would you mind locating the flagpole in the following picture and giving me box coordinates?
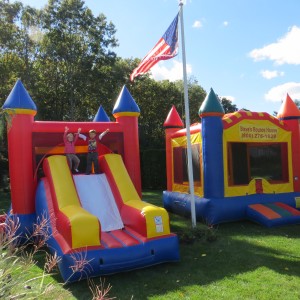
[179,0,196,228]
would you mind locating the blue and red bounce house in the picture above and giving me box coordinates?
[163,88,300,227]
[1,80,179,282]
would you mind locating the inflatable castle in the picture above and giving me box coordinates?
[1,80,179,282]
[163,88,300,227]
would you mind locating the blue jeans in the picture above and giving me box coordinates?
[86,152,99,174]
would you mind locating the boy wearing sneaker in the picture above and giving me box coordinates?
[85,129,109,175]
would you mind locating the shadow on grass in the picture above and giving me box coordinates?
[67,219,300,299]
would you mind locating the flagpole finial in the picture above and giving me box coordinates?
[179,0,184,6]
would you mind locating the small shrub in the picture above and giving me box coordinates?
[0,212,115,298]
[175,225,217,244]
[88,278,115,300]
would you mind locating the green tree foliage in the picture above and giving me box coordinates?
[0,1,32,98]
[34,0,119,120]
[0,108,10,189]
[127,76,206,149]
[0,0,225,136]
[0,1,24,54]
[220,97,238,114]
[0,0,241,189]
[0,0,119,120]
[295,99,300,109]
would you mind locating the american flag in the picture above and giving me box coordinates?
[130,14,179,81]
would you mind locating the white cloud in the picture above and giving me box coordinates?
[249,26,300,65]
[260,70,284,79]
[193,20,202,28]
[150,60,192,81]
[223,21,229,27]
[265,82,300,102]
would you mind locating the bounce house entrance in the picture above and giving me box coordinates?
[247,202,300,227]
[228,142,289,187]
[230,143,248,185]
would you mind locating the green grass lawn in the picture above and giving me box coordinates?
[1,190,300,299]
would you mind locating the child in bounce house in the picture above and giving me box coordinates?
[83,128,109,175]
[63,126,82,173]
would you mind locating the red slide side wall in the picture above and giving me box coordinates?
[41,178,72,254]
[99,155,148,237]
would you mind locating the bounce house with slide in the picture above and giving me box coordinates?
[163,88,300,227]
[1,80,179,282]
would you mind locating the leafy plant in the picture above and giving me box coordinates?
[0,212,68,299]
[174,224,217,244]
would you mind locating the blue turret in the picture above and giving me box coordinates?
[112,85,140,117]
[2,79,37,112]
[199,88,225,199]
[93,105,110,122]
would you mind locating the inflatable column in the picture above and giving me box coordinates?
[277,94,300,192]
[2,80,37,228]
[164,105,184,191]
[199,88,225,198]
[112,85,142,196]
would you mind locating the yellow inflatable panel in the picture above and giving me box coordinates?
[172,183,203,197]
[47,155,80,209]
[60,205,100,248]
[171,132,201,147]
[104,154,170,238]
[104,154,141,203]
[127,200,171,238]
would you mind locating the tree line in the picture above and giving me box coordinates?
[0,0,238,189]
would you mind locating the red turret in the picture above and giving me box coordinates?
[164,106,184,191]
[112,86,142,196]
[277,94,300,191]
[2,80,37,215]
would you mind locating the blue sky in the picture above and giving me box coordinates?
[16,0,300,114]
